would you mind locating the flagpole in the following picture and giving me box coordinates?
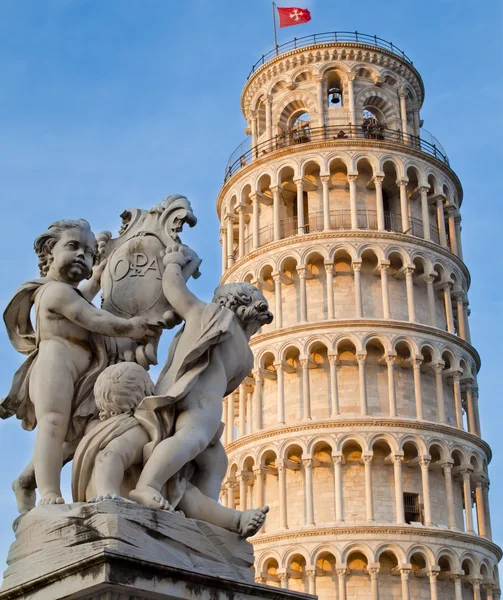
[272,1,279,55]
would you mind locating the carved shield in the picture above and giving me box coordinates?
[102,234,170,320]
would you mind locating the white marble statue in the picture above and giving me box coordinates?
[72,362,268,536]
[0,219,159,508]
[0,202,272,539]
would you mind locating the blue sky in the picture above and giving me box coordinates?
[0,0,501,574]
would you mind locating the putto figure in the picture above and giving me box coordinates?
[0,219,158,507]
[72,363,268,537]
[128,244,273,515]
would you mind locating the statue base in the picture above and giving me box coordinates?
[0,500,313,600]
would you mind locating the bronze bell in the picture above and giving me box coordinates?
[329,87,341,104]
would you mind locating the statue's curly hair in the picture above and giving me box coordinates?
[94,363,154,421]
[212,282,271,324]
[33,219,97,277]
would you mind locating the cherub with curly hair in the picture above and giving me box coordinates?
[73,363,268,537]
[1,219,158,508]
[128,244,272,529]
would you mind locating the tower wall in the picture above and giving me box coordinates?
[216,35,501,600]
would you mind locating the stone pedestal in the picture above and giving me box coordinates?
[0,501,314,600]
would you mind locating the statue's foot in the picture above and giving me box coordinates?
[129,486,175,512]
[238,506,269,537]
[12,478,36,514]
[88,493,134,504]
[38,492,65,506]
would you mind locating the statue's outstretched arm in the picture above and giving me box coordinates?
[161,246,205,320]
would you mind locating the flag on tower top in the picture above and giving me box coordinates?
[277,6,312,28]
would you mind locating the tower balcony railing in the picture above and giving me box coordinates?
[224,125,449,183]
[234,209,440,260]
[248,31,414,79]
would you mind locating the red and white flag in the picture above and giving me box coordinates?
[277,6,311,28]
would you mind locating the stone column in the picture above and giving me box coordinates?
[325,263,335,318]
[226,214,235,269]
[419,456,433,526]
[277,460,288,530]
[357,352,368,416]
[251,193,259,249]
[363,454,375,523]
[295,178,305,234]
[236,204,246,259]
[252,370,263,431]
[399,87,408,141]
[306,569,317,596]
[449,574,464,600]
[418,186,431,240]
[464,383,478,436]
[274,361,285,425]
[271,185,281,241]
[472,578,483,600]
[404,265,416,322]
[436,196,448,247]
[455,214,464,260]
[441,282,455,333]
[227,393,234,443]
[253,467,264,508]
[481,481,493,539]
[333,454,344,522]
[246,388,253,434]
[220,227,227,274]
[452,371,464,429]
[374,175,385,230]
[393,454,405,524]
[298,266,308,322]
[425,274,437,327]
[412,357,424,419]
[226,481,236,509]
[238,472,247,511]
[238,384,246,438]
[386,354,397,417]
[353,260,363,318]
[428,570,439,600]
[303,458,315,525]
[399,567,411,600]
[265,94,273,148]
[484,583,495,600]
[348,174,358,229]
[432,362,446,423]
[397,178,410,232]
[272,272,283,329]
[315,74,325,128]
[368,565,380,600]
[220,485,227,508]
[441,460,457,529]
[447,206,459,256]
[454,292,468,340]
[346,73,356,127]
[461,468,475,533]
[474,479,488,538]
[321,175,331,230]
[250,110,257,155]
[277,570,289,590]
[379,262,391,319]
[337,567,349,600]
[328,353,340,417]
[300,358,312,420]
[463,299,472,343]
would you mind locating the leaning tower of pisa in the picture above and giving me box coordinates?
[216,32,501,600]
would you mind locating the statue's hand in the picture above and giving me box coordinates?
[162,244,191,269]
[90,259,107,285]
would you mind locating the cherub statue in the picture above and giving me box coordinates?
[72,363,268,537]
[126,244,273,514]
[0,219,158,507]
